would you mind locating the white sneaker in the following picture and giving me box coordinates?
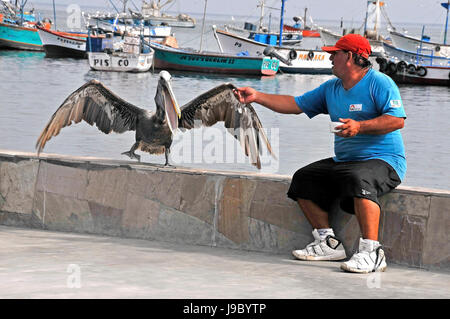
[340,238,387,273]
[292,229,347,261]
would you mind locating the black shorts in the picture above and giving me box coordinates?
[287,158,401,214]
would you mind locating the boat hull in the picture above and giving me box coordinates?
[151,43,279,75]
[88,52,154,72]
[0,22,42,51]
[389,31,450,57]
[215,29,332,74]
[378,62,450,86]
[37,27,87,59]
[383,43,450,67]
[283,25,320,37]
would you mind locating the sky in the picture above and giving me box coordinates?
[26,0,449,25]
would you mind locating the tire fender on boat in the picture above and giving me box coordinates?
[387,61,397,75]
[416,66,427,77]
[407,64,417,74]
[289,49,297,61]
[397,61,407,72]
[376,57,387,73]
[307,50,314,60]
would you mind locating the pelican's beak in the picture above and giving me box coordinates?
[159,71,181,133]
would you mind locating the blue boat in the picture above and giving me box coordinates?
[150,42,279,76]
[0,22,43,50]
[0,0,49,51]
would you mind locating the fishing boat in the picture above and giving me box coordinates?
[382,42,450,67]
[213,0,331,74]
[87,34,154,72]
[213,28,331,74]
[376,40,450,86]
[36,25,87,58]
[88,0,195,29]
[0,21,44,50]
[389,30,450,57]
[130,0,195,28]
[376,57,450,86]
[283,9,320,38]
[388,2,450,57]
[150,41,279,75]
[86,11,173,38]
[0,0,50,51]
[223,1,302,46]
[149,0,278,76]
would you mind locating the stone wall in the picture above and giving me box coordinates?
[0,150,449,271]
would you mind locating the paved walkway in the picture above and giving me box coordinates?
[0,226,448,299]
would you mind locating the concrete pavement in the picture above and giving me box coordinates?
[0,226,448,299]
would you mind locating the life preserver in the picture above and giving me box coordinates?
[289,49,297,60]
[307,50,314,60]
[416,66,427,77]
[407,64,417,74]
[397,61,407,72]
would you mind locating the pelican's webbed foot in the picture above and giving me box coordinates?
[121,150,141,162]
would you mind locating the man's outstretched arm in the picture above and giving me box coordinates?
[234,87,302,114]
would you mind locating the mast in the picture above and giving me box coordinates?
[52,0,56,30]
[303,7,307,28]
[444,0,449,45]
[363,0,369,36]
[279,0,285,46]
[199,0,208,52]
[259,1,264,31]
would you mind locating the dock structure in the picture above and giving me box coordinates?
[0,149,449,272]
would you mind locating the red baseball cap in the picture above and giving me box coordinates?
[322,34,371,59]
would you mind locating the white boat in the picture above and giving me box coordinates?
[382,42,450,67]
[131,0,195,28]
[88,51,154,72]
[389,30,450,57]
[389,3,450,58]
[37,25,87,58]
[214,28,332,74]
[376,57,450,86]
[87,35,154,72]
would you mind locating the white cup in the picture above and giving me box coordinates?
[329,121,343,133]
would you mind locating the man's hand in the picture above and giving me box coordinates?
[233,87,258,104]
[335,118,361,138]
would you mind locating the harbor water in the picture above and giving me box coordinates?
[0,13,449,191]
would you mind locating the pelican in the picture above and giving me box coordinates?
[36,71,274,169]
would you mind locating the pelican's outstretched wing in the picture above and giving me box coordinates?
[178,83,274,169]
[36,80,145,153]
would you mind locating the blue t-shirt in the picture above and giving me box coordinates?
[294,68,407,180]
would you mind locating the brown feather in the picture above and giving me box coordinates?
[179,83,274,168]
[36,80,144,153]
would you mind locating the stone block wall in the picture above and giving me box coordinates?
[0,150,449,271]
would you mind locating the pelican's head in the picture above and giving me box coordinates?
[156,70,181,133]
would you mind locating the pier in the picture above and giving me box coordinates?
[1,149,448,272]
